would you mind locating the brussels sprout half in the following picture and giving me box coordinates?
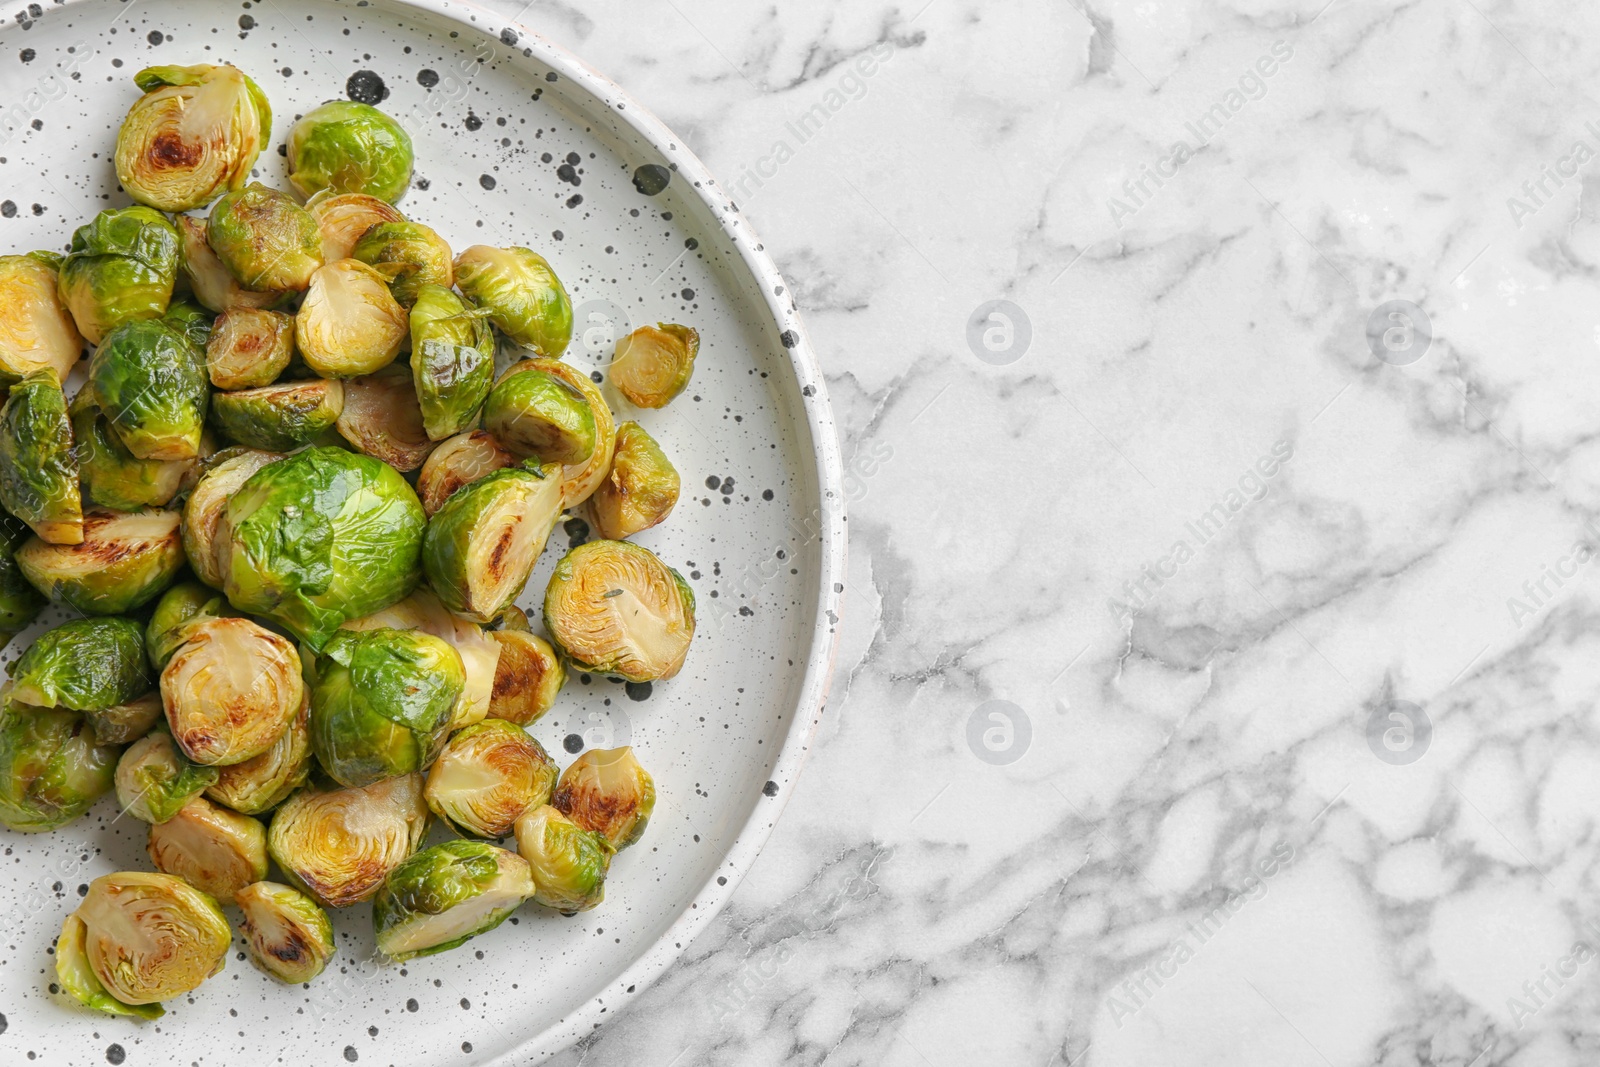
[340,588,500,733]
[295,259,408,378]
[211,379,344,451]
[206,307,294,390]
[58,206,181,346]
[416,430,515,517]
[589,421,679,540]
[424,720,557,838]
[453,245,571,355]
[69,872,230,1007]
[221,447,426,648]
[543,539,695,683]
[205,691,311,814]
[176,215,284,315]
[335,363,434,471]
[91,317,209,461]
[115,63,269,212]
[0,509,46,639]
[410,284,494,441]
[0,253,83,384]
[267,773,428,908]
[148,795,269,900]
[0,369,82,545]
[84,691,164,747]
[352,221,453,307]
[146,580,231,671]
[487,627,566,727]
[307,190,407,262]
[372,840,532,960]
[309,627,464,789]
[552,746,656,851]
[10,616,149,711]
[17,508,185,615]
[288,100,414,203]
[71,392,200,511]
[609,324,698,409]
[114,729,217,825]
[207,182,324,293]
[481,364,596,465]
[161,616,304,766]
[513,804,610,913]
[423,464,563,624]
[509,358,615,509]
[181,446,283,589]
[234,881,335,984]
[56,913,164,1019]
[0,701,118,832]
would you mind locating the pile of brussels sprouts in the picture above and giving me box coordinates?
[0,62,704,1018]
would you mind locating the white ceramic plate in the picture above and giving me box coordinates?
[0,1,844,1062]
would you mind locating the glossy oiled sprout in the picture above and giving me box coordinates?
[0,700,118,832]
[206,307,295,390]
[416,430,516,517]
[501,358,615,509]
[234,881,334,984]
[90,318,209,462]
[486,623,566,727]
[176,216,284,314]
[513,804,610,913]
[288,100,414,203]
[543,539,696,683]
[57,206,181,346]
[210,379,345,452]
[115,730,218,825]
[147,795,268,900]
[425,720,558,838]
[206,182,324,293]
[17,507,185,615]
[307,190,408,262]
[373,840,533,960]
[63,872,230,1010]
[72,389,203,512]
[181,446,283,590]
[10,616,149,712]
[609,324,697,409]
[552,746,656,851]
[161,616,303,766]
[409,284,494,441]
[0,369,81,546]
[295,259,408,378]
[146,581,231,672]
[453,245,571,355]
[341,588,501,732]
[205,692,311,814]
[0,253,83,385]
[267,773,428,908]
[422,463,564,624]
[589,421,680,540]
[481,363,597,465]
[55,910,163,1020]
[335,363,435,471]
[84,691,164,747]
[0,511,44,644]
[351,221,453,307]
[115,64,270,212]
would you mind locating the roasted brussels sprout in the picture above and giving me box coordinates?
[181,446,282,589]
[0,701,118,832]
[287,100,414,203]
[511,358,615,508]
[71,392,199,511]
[57,206,181,346]
[552,746,655,851]
[0,253,83,384]
[267,773,428,908]
[307,190,407,262]
[90,318,209,461]
[148,795,268,900]
[65,872,230,1008]
[84,691,164,746]
[205,692,310,814]
[335,363,434,471]
[373,840,533,960]
[220,447,426,648]
[115,63,269,212]
[0,509,45,640]
[115,730,218,824]
[295,259,408,378]
[161,616,303,766]
[544,540,695,682]
[423,464,563,624]
[0,369,82,545]
[163,296,215,353]
[590,421,680,540]
[417,430,515,516]
[55,911,163,1019]
[513,804,610,913]
[409,285,494,440]
[211,379,344,451]
[17,508,184,615]
[487,625,565,726]
[610,324,698,409]
[341,588,500,732]
[10,616,148,711]
[352,222,452,307]
[176,215,284,314]
[482,363,596,465]
[309,627,463,788]
[234,880,334,983]
[145,580,230,671]
[425,720,557,838]
[453,245,571,355]
[207,182,323,292]
[206,307,294,390]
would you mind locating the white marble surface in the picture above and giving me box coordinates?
[502,0,1600,1063]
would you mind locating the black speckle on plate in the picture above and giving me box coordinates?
[343,1047,359,1063]
[780,329,798,348]
[625,681,652,702]
[632,164,670,196]
[566,193,583,208]
[0,201,16,219]
[479,174,496,190]
[345,69,388,104]
[417,68,439,88]
[464,113,482,131]
[500,27,519,46]
[239,14,255,30]
[105,1046,125,1066]
[19,48,34,62]
[762,781,779,797]
[563,733,584,754]
[146,30,164,46]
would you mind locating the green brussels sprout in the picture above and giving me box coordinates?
[163,296,215,353]
[115,63,269,212]
[17,507,184,615]
[423,464,563,624]
[148,795,268,900]
[57,206,181,346]
[512,804,610,913]
[340,588,500,733]
[71,391,200,512]
[543,539,695,682]
[487,626,565,726]
[590,421,680,540]
[287,100,414,203]
[176,215,285,314]
[206,307,294,390]
[481,364,596,465]
[181,446,283,589]
[205,692,310,814]
[56,912,164,1019]
[0,700,118,831]
[0,253,84,384]
[416,430,515,516]
[409,285,494,440]
[114,730,218,824]
[268,772,428,908]
[453,245,571,355]
[67,872,230,1007]
[161,616,304,766]
[84,691,164,746]
[610,324,698,409]
[211,379,344,451]
[552,746,655,851]
[372,839,533,960]
[10,616,149,711]
[0,369,82,545]
[425,719,556,838]
[234,880,335,983]
[307,190,407,262]
[0,510,45,640]
[207,182,323,292]
[295,258,408,378]
[220,446,426,648]
[515,358,614,509]
[90,318,209,461]
[309,627,464,788]
[335,363,435,471]
[352,222,453,308]
[145,580,230,671]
